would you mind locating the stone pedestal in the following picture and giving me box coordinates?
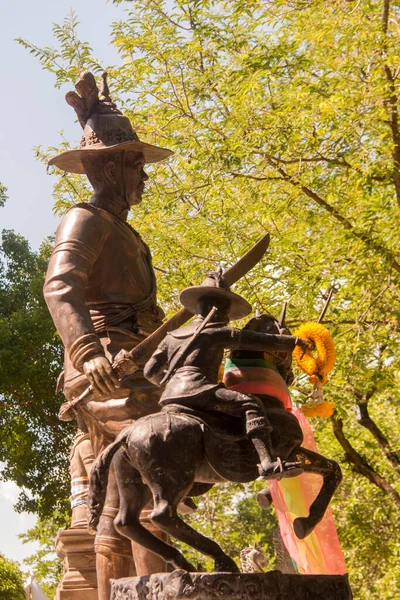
[55,528,98,599]
[110,571,352,600]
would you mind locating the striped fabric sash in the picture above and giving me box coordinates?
[70,476,89,509]
[223,358,291,409]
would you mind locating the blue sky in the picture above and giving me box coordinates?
[0,0,126,250]
[0,0,127,568]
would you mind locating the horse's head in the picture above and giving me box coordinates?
[242,313,291,336]
[230,313,294,384]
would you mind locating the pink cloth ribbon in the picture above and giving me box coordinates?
[223,363,346,575]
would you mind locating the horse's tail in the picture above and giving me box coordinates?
[87,430,129,533]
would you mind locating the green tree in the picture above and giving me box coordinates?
[0,230,72,518]
[0,554,26,600]
[14,2,400,597]
[20,515,67,598]
[0,183,7,208]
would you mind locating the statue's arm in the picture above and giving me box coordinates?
[210,327,300,352]
[43,206,106,372]
[143,340,169,386]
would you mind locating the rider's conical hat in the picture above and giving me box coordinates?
[48,72,173,174]
[180,270,251,320]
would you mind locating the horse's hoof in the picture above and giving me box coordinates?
[171,559,197,573]
[293,517,315,539]
[214,556,240,573]
[257,489,272,510]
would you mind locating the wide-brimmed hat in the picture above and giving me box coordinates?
[48,71,173,174]
[180,270,251,320]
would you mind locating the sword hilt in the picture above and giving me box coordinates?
[70,349,140,410]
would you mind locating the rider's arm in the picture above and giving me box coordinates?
[143,339,169,386]
[209,327,302,352]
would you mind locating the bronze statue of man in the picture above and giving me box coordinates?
[44,71,172,599]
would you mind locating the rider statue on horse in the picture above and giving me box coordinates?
[87,272,341,574]
[144,269,309,479]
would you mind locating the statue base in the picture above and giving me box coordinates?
[55,528,98,599]
[110,570,352,600]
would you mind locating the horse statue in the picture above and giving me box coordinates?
[87,279,342,574]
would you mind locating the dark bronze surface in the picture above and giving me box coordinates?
[88,307,342,574]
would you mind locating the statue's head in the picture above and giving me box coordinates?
[196,294,231,324]
[242,313,290,336]
[180,268,252,323]
[80,149,148,207]
[230,312,294,373]
[48,72,173,204]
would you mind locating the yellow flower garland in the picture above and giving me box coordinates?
[293,322,336,381]
[293,322,336,418]
[301,401,336,419]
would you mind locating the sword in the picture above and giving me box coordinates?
[70,232,270,409]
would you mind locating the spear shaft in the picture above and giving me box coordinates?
[317,286,335,324]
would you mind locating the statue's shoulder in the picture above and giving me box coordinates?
[168,322,198,339]
[63,202,106,222]
[56,203,108,240]
[167,321,224,340]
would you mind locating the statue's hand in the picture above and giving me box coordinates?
[83,355,120,396]
[296,337,315,353]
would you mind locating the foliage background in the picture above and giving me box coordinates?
[0,554,26,600]
[1,1,399,597]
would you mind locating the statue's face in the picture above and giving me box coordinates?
[196,297,230,324]
[123,152,148,206]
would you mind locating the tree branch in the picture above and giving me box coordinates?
[381,0,400,206]
[355,401,400,469]
[265,161,400,274]
[383,64,400,207]
[147,0,192,31]
[331,414,400,508]
[382,0,390,35]
[352,370,400,470]
[273,154,353,168]
[229,171,284,181]
[253,151,390,182]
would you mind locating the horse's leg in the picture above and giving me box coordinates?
[150,473,239,573]
[179,482,215,513]
[152,504,239,573]
[291,447,342,539]
[112,449,196,572]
